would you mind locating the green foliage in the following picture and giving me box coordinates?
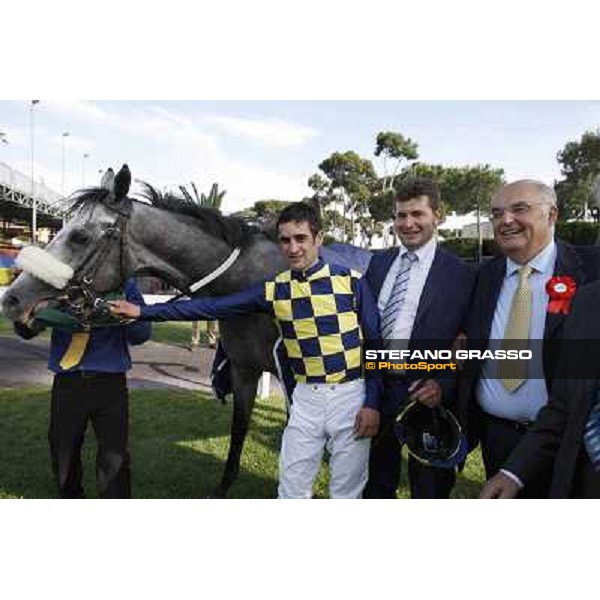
[309,150,379,244]
[440,237,498,259]
[375,131,419,161]
[374,131,419,191]
[318,151,378,198]
[555,178,588,220]
[555,221,600,245]
[369,189,395,222]
[397,163,505,214]
[307,173,328,195]
[555,130,600,220]
[557,129,600,181]
[231,199,291,229]
[180,181,227,210]
[254,199,291,220]
[309,134,504,247]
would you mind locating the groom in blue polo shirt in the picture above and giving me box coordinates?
[15,278,151,498]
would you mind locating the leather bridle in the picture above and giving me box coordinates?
[62,196,132,320]
[60,194,242,320]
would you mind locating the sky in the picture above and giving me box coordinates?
[2,100,600,215]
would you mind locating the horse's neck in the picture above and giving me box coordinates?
[127,204,285,294]
[211,237,286,295]
[127,204,233,291]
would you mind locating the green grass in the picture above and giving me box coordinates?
[151,321,207,346]
[0,315,50,339]
[0,315,206,347]
[0,385,486,499]
[0,317,12,336]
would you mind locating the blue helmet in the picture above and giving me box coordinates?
[394,402,468,469]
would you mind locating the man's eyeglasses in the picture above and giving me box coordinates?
[490,202,550,221]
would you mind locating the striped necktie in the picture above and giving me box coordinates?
[381,251,418,344]
[584,390,600,471]
[498,265,533,392]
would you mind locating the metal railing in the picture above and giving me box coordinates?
[0,161,65,217]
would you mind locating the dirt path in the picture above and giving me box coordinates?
[0,335,217,391]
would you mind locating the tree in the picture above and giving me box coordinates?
[180,181,226,209]
[180,181,226,210]
[312,151,378,243]
[0,131,8,145]
[232,199,290,229]
[555,130,600,220]
[374,131,419,191]
[395,162,505,214]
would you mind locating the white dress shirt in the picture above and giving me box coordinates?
[378,237,437,342]
[477,240,557,422]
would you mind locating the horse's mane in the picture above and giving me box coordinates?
[68,184,267,248]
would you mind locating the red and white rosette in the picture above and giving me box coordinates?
[546,275,576,314]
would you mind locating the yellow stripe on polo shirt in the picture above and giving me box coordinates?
[59,332,90,370]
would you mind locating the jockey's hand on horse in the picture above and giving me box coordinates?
[354,407,380,439]
[109,300,141,319]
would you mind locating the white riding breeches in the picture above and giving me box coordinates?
[277,379,371,499]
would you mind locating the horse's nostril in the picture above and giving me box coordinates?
[2,293,20,308]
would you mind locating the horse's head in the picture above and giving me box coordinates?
[2,165,133,326]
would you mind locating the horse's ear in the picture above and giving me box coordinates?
[100,168,115,192]
[113,164,131,200]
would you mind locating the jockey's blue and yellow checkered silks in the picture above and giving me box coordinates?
[140,257,383,409]
[264,261,363,384]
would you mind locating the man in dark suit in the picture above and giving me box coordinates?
[362,178,475,499]
[458,179,600,498]
[481,280,600,498]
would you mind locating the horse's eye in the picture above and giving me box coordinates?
[69,230,90,245]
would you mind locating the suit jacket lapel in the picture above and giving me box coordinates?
[371,248,399,298]
[479,257,506,341]
[414,248,446,328]
[544,241,584,342]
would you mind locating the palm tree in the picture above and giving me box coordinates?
[179,181,226,210]
[183,181,227,348]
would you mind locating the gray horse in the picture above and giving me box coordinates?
[2,165,371,496]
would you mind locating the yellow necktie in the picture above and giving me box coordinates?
[498,265,533,392]
[59,332,90,370]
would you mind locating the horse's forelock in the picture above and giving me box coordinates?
[66,187,112,216]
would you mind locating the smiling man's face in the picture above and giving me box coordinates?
[491,181,558,264]
[393,195,440,250]
[277,220,323,271]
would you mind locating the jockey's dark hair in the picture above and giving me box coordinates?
[395,177,441,212]
[276,201,322,237]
